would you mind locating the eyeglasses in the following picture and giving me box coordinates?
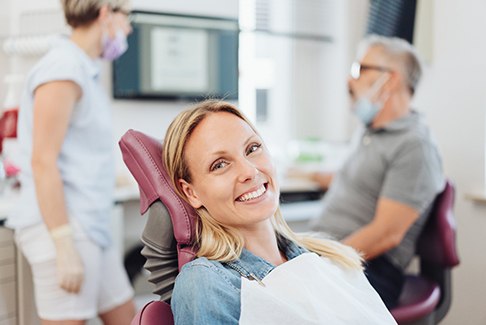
[112,7,131,17]
[112,7,133,24]
[350,61,392,80]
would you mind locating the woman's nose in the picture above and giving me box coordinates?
[237,158,258,183]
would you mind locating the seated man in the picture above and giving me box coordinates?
[308,35,445,308]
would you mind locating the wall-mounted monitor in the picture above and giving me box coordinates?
[113,11,239,100]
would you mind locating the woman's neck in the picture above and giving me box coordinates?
[242,222,288,266]
[70,25,102,59]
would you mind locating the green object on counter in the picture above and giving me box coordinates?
[296,152,323,162]
[295,137,324,162]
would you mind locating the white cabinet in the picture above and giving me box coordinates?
[0,227,16,325]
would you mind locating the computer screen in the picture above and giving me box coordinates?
[113,11,239,100]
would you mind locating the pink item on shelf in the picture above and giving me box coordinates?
[3,159,20,177]
[0,108,19,154]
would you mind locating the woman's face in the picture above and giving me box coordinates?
[107,7,132,37]
[179,112,280,230]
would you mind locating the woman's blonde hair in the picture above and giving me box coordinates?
[163,100,362,269]
[60,0,129,28]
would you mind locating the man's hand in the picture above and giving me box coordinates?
[286,167,334,190]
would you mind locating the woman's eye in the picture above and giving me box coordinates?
[247,143,262,155]
[211,160,228,171]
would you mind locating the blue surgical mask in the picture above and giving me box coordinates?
[351,74,390,126]
[353,98,381,125]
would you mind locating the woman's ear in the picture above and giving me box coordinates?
[179,179,203,209]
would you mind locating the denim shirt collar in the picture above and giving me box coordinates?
[224,235,308,281]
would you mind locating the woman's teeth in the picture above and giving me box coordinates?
[237,184,266,202]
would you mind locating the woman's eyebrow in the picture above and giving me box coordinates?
[209,135,257,157]
[243,134,258,145]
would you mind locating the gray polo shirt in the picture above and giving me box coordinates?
[311,111,444,270]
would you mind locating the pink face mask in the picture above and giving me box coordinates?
[101,29,128,60]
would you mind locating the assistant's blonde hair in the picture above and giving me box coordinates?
[60,0,130,28]
[163,100,362,269]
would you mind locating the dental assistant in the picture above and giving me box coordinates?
[8,1,135,323]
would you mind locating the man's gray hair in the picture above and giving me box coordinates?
[357,35,423,96]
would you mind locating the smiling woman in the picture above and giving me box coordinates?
[161,100,397,324]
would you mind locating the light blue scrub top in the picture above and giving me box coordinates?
[8,36,115,248]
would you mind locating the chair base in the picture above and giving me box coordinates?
[391,275,440,324]
[398,316,435,325]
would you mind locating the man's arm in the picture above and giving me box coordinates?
[310,171,334,190]
[342,197,419,260]
[286,168,335,190]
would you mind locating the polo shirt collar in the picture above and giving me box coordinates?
[368,110,420,133]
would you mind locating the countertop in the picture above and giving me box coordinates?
[0,177,324,223]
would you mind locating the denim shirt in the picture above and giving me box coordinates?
[171,236,308,325]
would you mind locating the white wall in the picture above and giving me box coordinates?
[413,0,486,323]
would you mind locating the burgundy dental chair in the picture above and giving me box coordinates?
[119,129,198,325]
[390,180,460,324]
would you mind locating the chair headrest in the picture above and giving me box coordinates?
[119,129,197,253]
[417,179,460,267]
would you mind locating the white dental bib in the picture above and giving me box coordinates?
[239,252,396,324]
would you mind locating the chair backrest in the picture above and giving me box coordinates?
[119,129,198,270]
[120,129,200,325]
[390,180,460,324]
[417,180,459,268]
[416,179,459,321]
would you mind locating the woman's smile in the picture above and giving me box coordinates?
[236,183,268,202]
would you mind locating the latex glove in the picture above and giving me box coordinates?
[50,224,84,293]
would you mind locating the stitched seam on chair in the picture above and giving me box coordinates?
[132,131,191,233]
[138,301,153,324]
[121,142,158,210]
[132,131,192,244]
